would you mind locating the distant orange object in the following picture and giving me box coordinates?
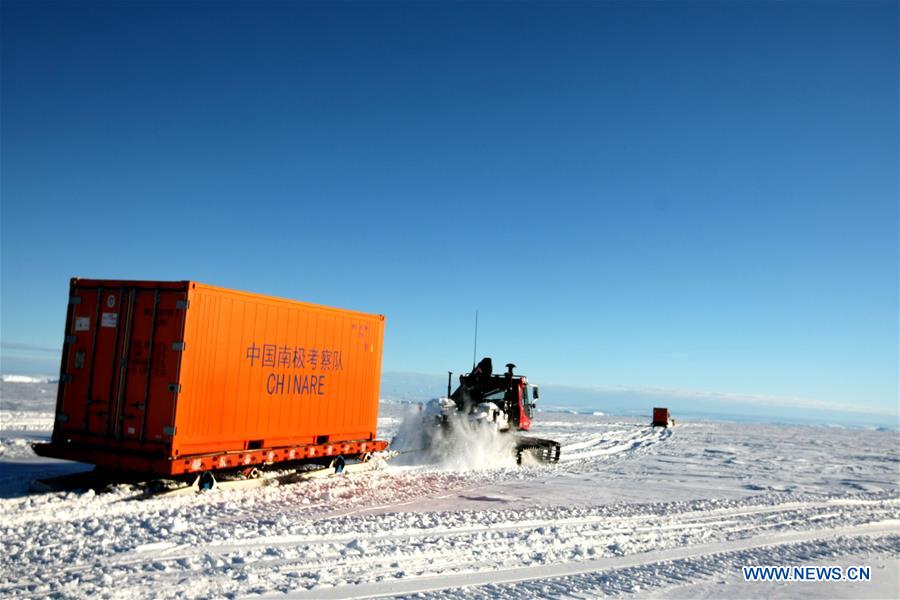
[34,279,387,476]
[652,407,671,427]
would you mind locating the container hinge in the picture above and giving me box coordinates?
[176,300,189,310]
[68,296,82,305]
[163,425,177,436]
[171,341,185,351]
[56,414,69,423]
[168,383,181,393]
[60,374,73,383]
[65,335,77,344]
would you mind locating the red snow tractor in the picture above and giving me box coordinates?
[439,358,561,464]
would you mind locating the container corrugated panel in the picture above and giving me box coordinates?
[40,278,386,475]
[175,282,384,456]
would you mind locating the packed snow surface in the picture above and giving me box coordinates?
[0,379,898,598]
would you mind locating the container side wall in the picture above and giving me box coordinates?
[174,285,384,454]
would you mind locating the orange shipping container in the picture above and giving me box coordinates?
[34,279,388,476]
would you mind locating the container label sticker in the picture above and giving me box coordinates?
[101,312,118,328]
[75,316,90,331]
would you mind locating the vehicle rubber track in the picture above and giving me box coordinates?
[514,436,561,465]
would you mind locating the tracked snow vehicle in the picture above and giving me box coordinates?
[439,358,561,464]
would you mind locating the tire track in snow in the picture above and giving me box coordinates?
[6,495,894,598]
[112,496,900,563]
[287,521,900,599]
[559,426,671,463]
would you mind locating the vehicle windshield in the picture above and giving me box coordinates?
[484,389,506,402]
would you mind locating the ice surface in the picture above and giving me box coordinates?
[0,381,897,598]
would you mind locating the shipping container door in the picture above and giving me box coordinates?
[57,284,187,442]
[57,286,103,434]
[138,291,188,442]
[114,289,157,439]
[118,290,188,443]
[57,286,131,437]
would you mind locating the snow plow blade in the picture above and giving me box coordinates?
[514,437,561,465]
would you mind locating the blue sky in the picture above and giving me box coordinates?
[1,1,897,422]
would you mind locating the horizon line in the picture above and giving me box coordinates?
[381,370,899,418]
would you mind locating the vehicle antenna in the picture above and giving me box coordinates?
[472,309,478,369]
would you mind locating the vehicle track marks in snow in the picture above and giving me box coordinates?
[405,530,900,599]
[289,524,900,598]
[3,492,896,598]
[559,426,671,463]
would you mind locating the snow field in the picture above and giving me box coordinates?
[0,384,898,598]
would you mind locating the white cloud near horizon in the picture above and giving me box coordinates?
[568,383,898,418]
